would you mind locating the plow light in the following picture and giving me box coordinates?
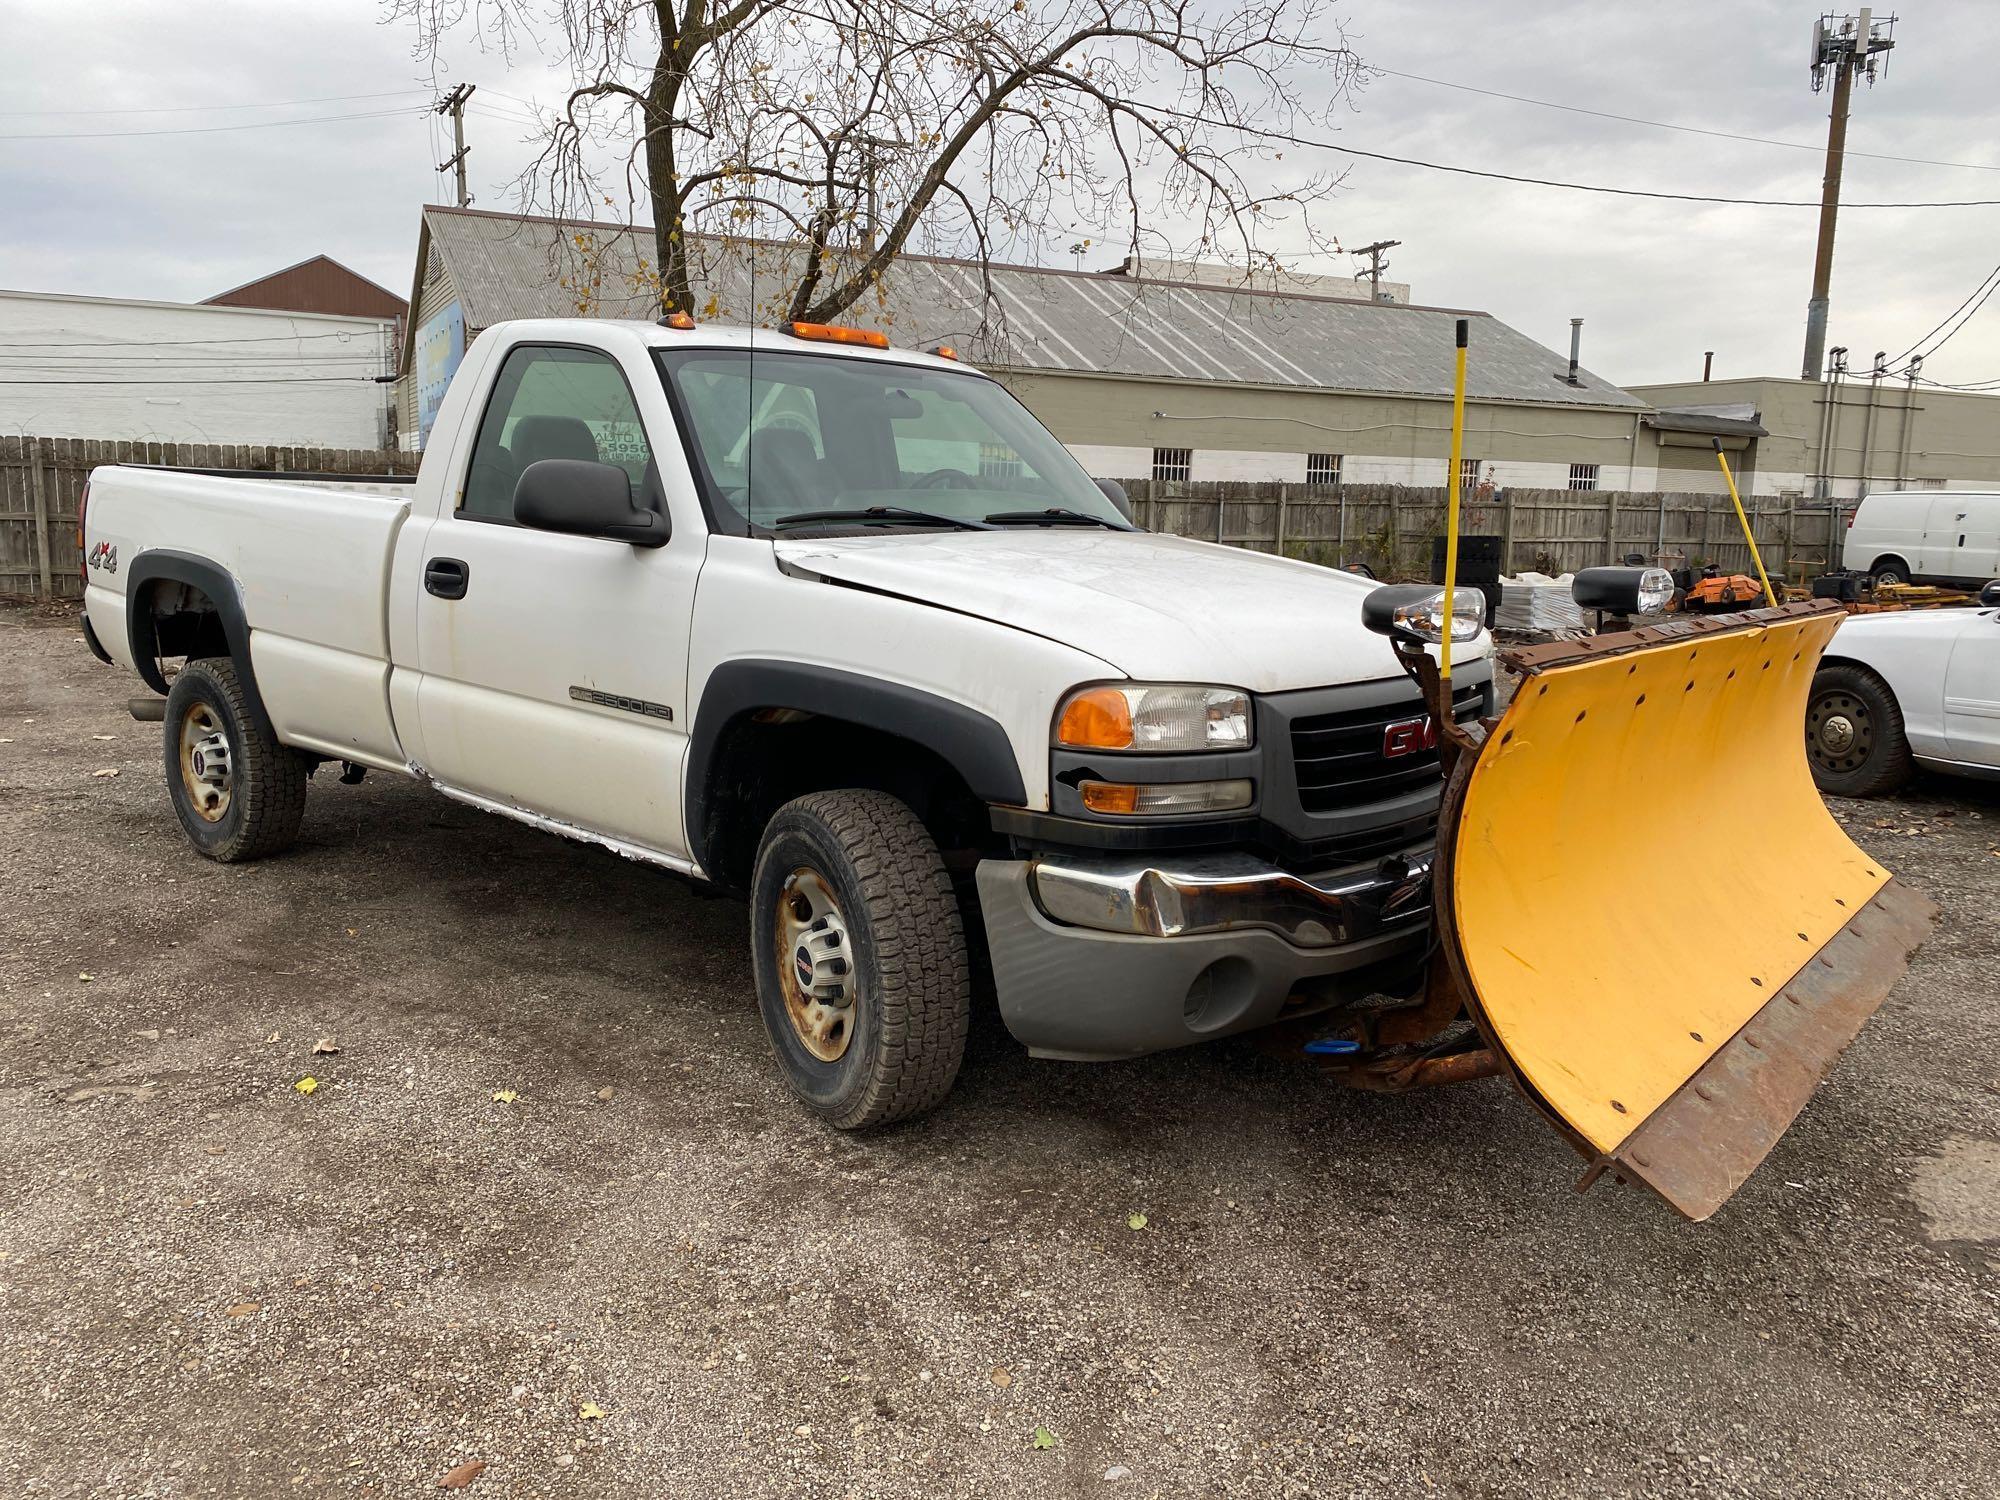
[1572,565,1675,616]
[1360,585,1485,646]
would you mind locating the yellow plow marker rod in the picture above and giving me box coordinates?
[1441,318,1469,685]
[1442,605,1936,1219]
[1712,439,1779,609]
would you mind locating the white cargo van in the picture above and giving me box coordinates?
[1842,489,2000,587]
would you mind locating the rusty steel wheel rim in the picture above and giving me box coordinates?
[775,866,856,1063]
[178,702,233,823]
[1806,689,1873,777]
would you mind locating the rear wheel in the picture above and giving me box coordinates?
[750,789,970,1130]
[1870,556,1911,587]
[162,657,310,861]
[1806,664,1913,798]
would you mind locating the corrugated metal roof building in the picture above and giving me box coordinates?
[395,204,1650,491]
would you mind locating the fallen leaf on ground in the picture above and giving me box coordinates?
[91,767,119,778]
[594,1087,615,1102]
[435,1459,487,1489]
[578,1401,608,1421]
[990,1367,1012,1388]
[294,1077,318,1095]
[224,1302,261,1318]
[1127,1213,1148,1231]
[78,973,92,982]
[1031,1426,1057,1450]
[313,1037,339,1055]
[492,1090,518,1104]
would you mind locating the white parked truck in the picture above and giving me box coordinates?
[78,318,1486,1129]
[80,315,1943,1222]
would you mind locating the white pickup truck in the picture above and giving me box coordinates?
[79,317,1488,1129]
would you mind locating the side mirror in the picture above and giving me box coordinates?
[514,459,667,548]
[1095,478,1135,523]
[1981,579,2000,607]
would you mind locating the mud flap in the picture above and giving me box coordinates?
[1442,603,1938,1221]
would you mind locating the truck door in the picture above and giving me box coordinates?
[1944,610,2000,766]
[411,340,703,862]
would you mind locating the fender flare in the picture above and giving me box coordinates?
[685,660,1029,869]
[123,549,275,735]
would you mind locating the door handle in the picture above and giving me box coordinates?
[424,557,470,600]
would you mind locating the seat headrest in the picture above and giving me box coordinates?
[511,414,600,466]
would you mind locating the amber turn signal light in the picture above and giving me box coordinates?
[1056,686,1134,751]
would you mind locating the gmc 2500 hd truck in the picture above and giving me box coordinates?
[80,316,1481,1129]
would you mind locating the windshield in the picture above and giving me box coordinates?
[655,347,1127,534]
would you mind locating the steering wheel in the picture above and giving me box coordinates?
[912,467,979,491]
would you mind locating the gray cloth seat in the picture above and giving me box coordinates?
[747,426,826,510]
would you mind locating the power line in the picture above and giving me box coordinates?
[1887,259,2000,365]
[1229,119,2000,209]
[1368,65,2000,174]
[0,107,423,142]
[0,90,429,118]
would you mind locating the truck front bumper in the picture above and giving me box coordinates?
[974,849,1433,1061]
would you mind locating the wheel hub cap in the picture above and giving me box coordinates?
[1806,692,1872,774]
[177,705,233,822]
[775,868,856,1062]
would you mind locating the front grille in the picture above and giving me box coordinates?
[1290,682,1486,814]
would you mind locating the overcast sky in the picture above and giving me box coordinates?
[4,0,1998,388]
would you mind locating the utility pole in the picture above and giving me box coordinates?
[1351,239,1401,302]
[435,83,477,208]
[1801,11,1895,381]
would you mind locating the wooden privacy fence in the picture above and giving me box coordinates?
[1,437,418,601]
[4,439,1847,602]
[1118,479,1850,583]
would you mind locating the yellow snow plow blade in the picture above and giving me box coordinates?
[1445,603,1936,1220]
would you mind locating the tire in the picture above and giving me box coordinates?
[749,789,970,1130]
[1805,664,1913,798]
[1870,556,1910,587]
[162,656,310,862]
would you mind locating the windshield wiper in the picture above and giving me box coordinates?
[773,506,994,532]
[983,507,1133,529]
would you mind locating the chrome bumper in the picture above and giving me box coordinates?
[1029,847,1434,949]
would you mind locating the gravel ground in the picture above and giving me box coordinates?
[1,601,1995,1499]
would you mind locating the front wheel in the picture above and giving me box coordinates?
[162,656,310,861]
[750,790,970,1130]
[1806,664,1913,798]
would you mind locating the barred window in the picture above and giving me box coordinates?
[1457,456,1482,493]
[1306,452,1342,487]
[1152,447,1192,482]
[1568,463,1600,492]
[978,442,1024,481]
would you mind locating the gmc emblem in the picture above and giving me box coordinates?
[1381,716,1438,758]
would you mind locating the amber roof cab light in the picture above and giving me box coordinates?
[929,344,959,361]
[658,311,697,330]
[787,321,890,350]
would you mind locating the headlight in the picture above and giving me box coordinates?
[1359,585,1486,645]
[1055,683,1252,753]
